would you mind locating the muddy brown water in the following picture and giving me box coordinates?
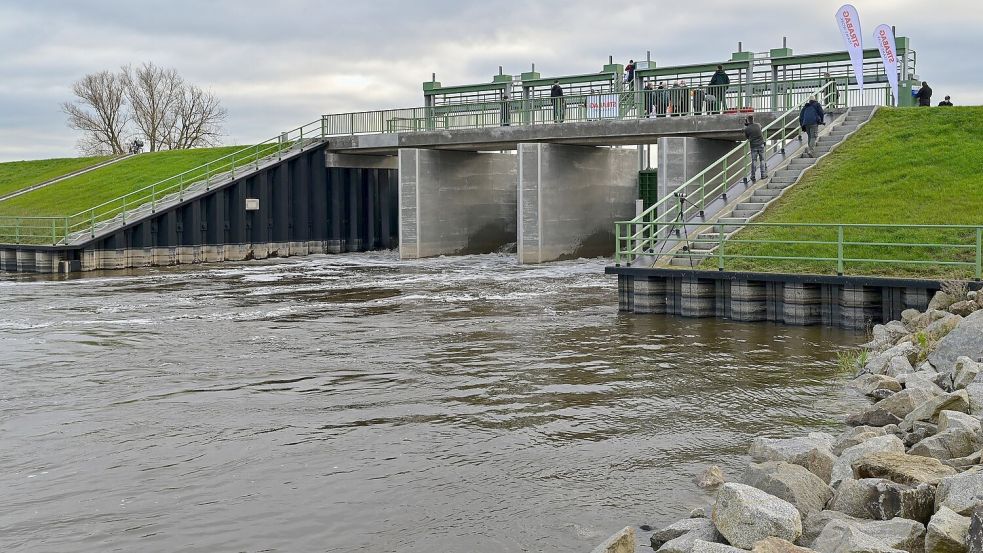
[0,252,866,552]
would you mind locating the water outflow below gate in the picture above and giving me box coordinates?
[0,252,868,552]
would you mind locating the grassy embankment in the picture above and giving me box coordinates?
[0,156,110,199]
[0,145,265,219]
[707,107,983,278]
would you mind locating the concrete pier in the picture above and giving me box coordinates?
[517,144,636,263]
[657,137,738,213]
[607,267,953,329]
[398,148,517,259]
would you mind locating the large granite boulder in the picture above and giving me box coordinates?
[929,311,983,374]
[833,426,889,456]
[867,343,921,375]
[811,521,907,553]
[848,389,939,428]
[967,506,983,553]
[937,468,983,516]
[852,374,904,397]
[954,357,982,390]
[749,434,836,483]
[712,483,802,549]
[930,291,957,312]
[741,461,834,519]
[900,390,971,431]
[800,511,925,552]
[851,451,958,486]
[831,434,905,486]
[690,541,745,553]
[751,537,816,553]
[651,518,723,551]
[925,506,971,553]
[898,372,947,396]
[829,478,934,523]
[910,422,980,461]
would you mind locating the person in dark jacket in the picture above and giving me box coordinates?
[799,96,825,158]
[707,65,730,112]
[939,95,953,106]
[550,80,564,122]
[643,82,655,116]
[692,88,706,115]
[654,83,670,117]
[624,60,636,89]
[744,115,767,182]
[500,91,511,126]
[915,82,932,107]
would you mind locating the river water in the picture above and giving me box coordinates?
[0,252,865,552]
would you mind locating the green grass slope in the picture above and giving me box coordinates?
[713,107,983,278]
[0,146,257,218]
[0,155,110,199]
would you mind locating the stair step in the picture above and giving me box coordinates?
[788,158,816,168]
[735,202,765,210]
[767,180,794,189]
[751,188,781,197]
[750,194,777,204]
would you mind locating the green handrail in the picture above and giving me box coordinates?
[616,221,983,279]
[615,80,840,266]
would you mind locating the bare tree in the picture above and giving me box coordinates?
[62,70,129,155]
[124,62,184,152]
[163,84,227,150]
[64,63,227,154]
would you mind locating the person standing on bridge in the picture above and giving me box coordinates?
[551,80,565,123]
[744,115,767,182]
[915,81,933,106]
[500,91,511,127]
[624,60,636,90]
[799,96,825,158]
[643,82,655,116]
[707,65,730,113]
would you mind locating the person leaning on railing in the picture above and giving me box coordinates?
[550,80,564,122]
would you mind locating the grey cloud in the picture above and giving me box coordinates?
[0,0,978,161]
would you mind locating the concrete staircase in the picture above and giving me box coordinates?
[660,105,877,268]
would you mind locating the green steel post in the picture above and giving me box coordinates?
[122,195,127,223]
[205,161,211,185]
[717,223,724,270]
[51,219,56,245]
[255,144,259,170]
[15,221,19,243]
[976,228,982,280]
[63,217,68,242]
[615,223,622,265]
[322,115,327,138]
[90,210,95,237]
[837,225,845,275]
[231,154,235,179]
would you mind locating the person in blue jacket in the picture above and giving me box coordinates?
[799,96,825,158]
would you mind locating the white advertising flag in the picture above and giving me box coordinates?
[835,4,865,93]
[874,24,899,106]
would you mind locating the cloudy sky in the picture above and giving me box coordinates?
[0,0,977,161]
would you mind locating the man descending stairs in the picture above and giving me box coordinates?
[663,105,877,268]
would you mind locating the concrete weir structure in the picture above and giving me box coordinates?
[608,267,945,329]
[1,114,750,273]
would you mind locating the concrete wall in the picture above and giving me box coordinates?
[517,143,637,264]
[657,137,738,213]
[398,149,517,259]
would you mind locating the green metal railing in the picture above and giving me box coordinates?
[615,80,839,266]
[0,76,861,247]
[619,222,983,279]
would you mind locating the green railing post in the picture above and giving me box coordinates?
[976,228,982,281]
[151,184,156,212]
[615,223,622,265]
[837,225,845,275]
[255,144,260,170]
[122,195,127,223]
[63,217,68,242]
[51,219,56,245]
[717,223,725,271]
[90,210,95,237]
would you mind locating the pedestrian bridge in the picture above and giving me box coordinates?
[0,39,915,273]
